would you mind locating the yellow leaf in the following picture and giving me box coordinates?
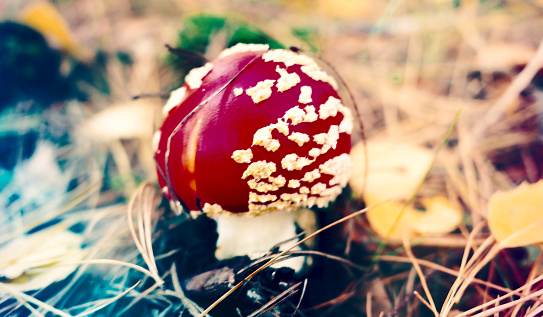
[366,195,462,241]
[488,180,543,248]
[350,139,462,242]
[350,139,434,201]
[20,2,92,61]
[0,223,85,292]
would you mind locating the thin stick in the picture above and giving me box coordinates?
[197,202,385,317]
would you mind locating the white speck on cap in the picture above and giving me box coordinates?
[319,96,341,120]
[310,182,327,195]
[319,125,340,155]
[202,203,230,217]
[288,132,310,146]
[319,153,352,187]
[302,169,321,182]
[303,105,318,123]
[248,175,286,193]
[262,49,315,67]
[276,66,301,92]
[233,88,243,96]
[280,193,308,203]
[218,43,269,59]
[281,153,314,171]
[283,106,306,126]
[249,192,278,203]
[185,63,213,90]
[301,64,338,89]
[232,149,253,163]
[308,148,321,158]
[288,179,301,188]
[162,87,186,116]
[253,125,281,151]
[246,79,275,103]
[319,185,342,197]
[299,86,312,104]
[152,131,161,152]
[242,161,277,180]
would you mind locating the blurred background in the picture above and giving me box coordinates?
[1,0,543,316]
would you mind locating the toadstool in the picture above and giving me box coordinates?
[155,43,353,262]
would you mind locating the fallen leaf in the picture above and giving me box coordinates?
[350,139,434,201]
[366,195,462,241]
[350,139,462,241]
[20,2,92,61]
[488,180,543,248]
[0,223,85,292]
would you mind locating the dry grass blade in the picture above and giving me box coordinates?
[74,259,159,281]
[74,281,141,317]
[511,251,543,317]
[402,234,439,317]
[0,282,72,317]
[247,281,303,317]
[441,221,489,316]
[197,201,386,317]
[467,287,543,317]
[168,263,207,317]
[240,250,366,275]
[295,279,308,313]
[452,222,543,311]
[454,273,543,317]
[413,291,434,315]
[452,242,500,307]
[376,255,517,295]
[127,182,164,285]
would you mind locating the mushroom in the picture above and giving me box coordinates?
[154,43,353,264]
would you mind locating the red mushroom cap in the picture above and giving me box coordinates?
[154,44,352,215]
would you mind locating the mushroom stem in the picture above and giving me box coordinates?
[214,209,309,271]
